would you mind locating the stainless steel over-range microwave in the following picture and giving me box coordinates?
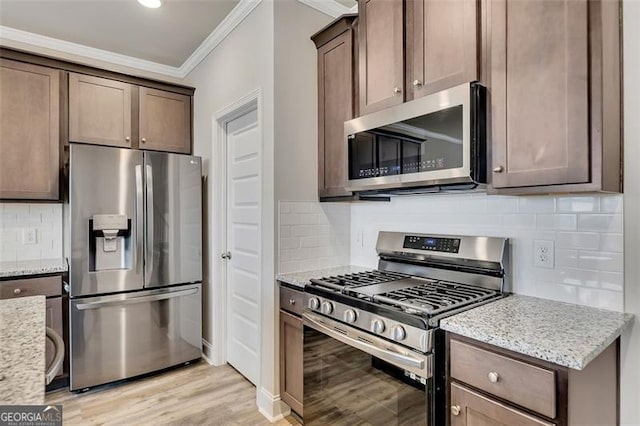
[345,82,486,193]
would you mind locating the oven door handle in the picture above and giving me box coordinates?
[303,312,429,375]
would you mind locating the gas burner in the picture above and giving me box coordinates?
[373,281,498,316]
[310,270,409,292]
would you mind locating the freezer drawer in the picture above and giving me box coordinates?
[69,284,202,390]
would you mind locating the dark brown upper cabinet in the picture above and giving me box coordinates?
[0,59,61,201]
[139,87,191,154]
[312,15,358,200]
[489,0,621,194]
[406,0,479,101]
[69,73,133,148]
[69,73,192,154]
[358,0,404,115]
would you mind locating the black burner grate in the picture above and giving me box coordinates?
[374,281,498,315]
[310,270,409,291]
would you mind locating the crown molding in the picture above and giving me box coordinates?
[179,0,263,78]
[296,0,357,18]
[0,0,350,79]
[0,25,183,78]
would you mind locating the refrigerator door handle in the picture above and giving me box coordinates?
[75,287,198,311]
[135,164,144,274]
[145,163,154,286]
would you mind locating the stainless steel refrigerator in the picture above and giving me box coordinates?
[67,144,202,391]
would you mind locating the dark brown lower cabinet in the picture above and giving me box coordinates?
[280,310,303,416]
[451,382,555,426]
[448,333,618,426]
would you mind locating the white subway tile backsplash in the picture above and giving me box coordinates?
[577,251,624,273]
[349,193,624,311]
[278,201,350,274]
[536,214,577,231]
[578,214,624,233]
[0,203,63,264]
[556,232,599,250]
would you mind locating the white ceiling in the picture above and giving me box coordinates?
[0,0,357,77]
[0,0,240,67]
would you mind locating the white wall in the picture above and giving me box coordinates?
[0,203,63,264]
[620,0,640,423]
[274,0,331,203]
[183,0,278,417]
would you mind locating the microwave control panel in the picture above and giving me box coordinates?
[403,235,461,253]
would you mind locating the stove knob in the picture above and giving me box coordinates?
[391,325,406,341]
[308,297,320,311]
[321,301,334,315]
[344,309,358,323]
[372,319,386,334]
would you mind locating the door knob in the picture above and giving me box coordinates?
[451,405,461,416]
[221,251,232,260]
[412,80,423,87]
[493,166,504,173]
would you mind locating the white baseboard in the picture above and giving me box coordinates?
[257,387,291,423]
[201,339,215,365]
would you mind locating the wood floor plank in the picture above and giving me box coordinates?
[46,361,300,426]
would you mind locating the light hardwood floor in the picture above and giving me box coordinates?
[46,361,300,426]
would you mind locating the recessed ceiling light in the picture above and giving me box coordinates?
[137,0,162,8]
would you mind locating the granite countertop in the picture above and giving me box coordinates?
[0,296,46,404]
[276,265,373,288]
[440,294,634,370]
[0,259,67,278]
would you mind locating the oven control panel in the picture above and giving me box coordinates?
[403,235,460,253]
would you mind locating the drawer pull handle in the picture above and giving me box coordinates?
[13,288,21,295]
[451,405,461,416]
[289,299,296,305]
[488,371,500,383]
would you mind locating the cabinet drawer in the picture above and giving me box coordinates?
[0,276,62,299]
[450,339,556,419]
[279,285,303,316]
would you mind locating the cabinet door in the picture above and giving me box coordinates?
[69,73,132,148]
[280,310,303,415]
[450,383,555,426]
[139,87,191,154]
[45,296,64,379]
[490,0,589,188]
[0,59,60,200]
[407,0,478,100]
[358,0,404,115]
[317,28,355,199]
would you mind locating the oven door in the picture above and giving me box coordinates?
[303,312,433,426]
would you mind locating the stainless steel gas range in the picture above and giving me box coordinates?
[302,231,510,425]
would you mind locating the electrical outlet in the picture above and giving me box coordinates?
[22,228,37,245]
[533,240,554,269]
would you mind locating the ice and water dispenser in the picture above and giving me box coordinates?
[89,214,132,271]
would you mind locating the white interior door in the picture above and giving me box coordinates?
[225,107,261,385]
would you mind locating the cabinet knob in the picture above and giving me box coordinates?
[412,80,423,87]
[289,298,296,305]
[488,371,500,383]
[493,166,504,173]
[451,405,461,416]
[141,138,147,143]
[13,288,21,295]
[125,136,131,142]
[393,87,402,94]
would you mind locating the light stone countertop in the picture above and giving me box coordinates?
[0,259,67,278]
[0,296,46,404]
[276,265,373,289]
[440,294,634,370]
